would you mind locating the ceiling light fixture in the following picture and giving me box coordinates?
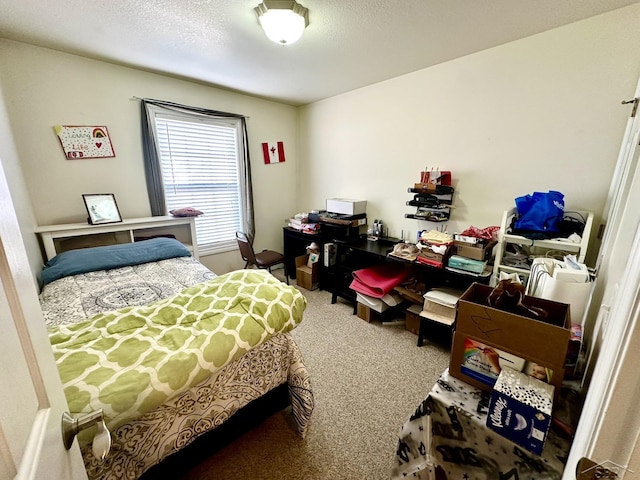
[255,0,309,46]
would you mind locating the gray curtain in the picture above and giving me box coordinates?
[139,98,255,239]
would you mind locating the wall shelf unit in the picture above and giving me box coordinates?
[491,208,593,284]
[35,216,198,261]
[405,185,454,222]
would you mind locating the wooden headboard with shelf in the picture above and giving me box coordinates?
[35,216,198,261]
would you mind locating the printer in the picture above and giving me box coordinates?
[326,198,367,216]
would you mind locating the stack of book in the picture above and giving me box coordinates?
[287,214,320,233]
[288,215,308,230]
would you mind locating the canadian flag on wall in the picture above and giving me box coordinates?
[262,141,286,164]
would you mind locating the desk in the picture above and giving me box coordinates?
[283,224,363,287]
[328,237,489,319]
[391,369,570,480]
[327,237,403,310]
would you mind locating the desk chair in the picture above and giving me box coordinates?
[236,231,289,284]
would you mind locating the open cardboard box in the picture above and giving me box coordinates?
[416,244,451,268]
[449,282,571,396]
[452,239,497,261]
[295,254,318,290]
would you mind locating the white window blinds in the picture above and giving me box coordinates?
[152,111,243,255]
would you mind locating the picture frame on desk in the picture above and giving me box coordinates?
[82,193,122,225]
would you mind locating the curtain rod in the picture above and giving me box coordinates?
[130,96,249,119]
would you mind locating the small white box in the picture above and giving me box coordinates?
[326,198,367,216]
[324,242,337,267]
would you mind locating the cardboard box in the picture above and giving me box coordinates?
[449,283,571,395]
[487,367,554,455]
[357,302,379,322]
[452,240,497,261]
[326,198,367,216]
[394,285,424,305]
[295,255,318,290]
[454,336,527,387]
[405,305,422,335]
[416,244,451,268]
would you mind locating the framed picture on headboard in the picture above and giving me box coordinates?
[82,193,122,225]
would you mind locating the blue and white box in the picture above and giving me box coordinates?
[486,367,555,455]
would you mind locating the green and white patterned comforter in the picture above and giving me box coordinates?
[48,269,306,431]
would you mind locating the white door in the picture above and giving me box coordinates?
[564,83,640,476]
[0,159,87,479]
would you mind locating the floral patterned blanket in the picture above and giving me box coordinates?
[40,256,216,326]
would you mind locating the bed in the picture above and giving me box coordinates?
[38,237,314,479]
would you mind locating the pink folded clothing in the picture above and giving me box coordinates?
[350,263,412,298]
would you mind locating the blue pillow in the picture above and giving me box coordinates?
[41,237,191,285]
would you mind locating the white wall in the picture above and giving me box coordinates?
[2,5,640,276]
[0,40,300,274]
[299,4,640,259]
[0,79,43,288]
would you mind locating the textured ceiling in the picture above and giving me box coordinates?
[1,0,638,106]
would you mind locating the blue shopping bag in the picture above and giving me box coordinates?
[514,191,565,233]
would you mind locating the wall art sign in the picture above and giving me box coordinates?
[82,193,122,225]
[54,125,115,159]
[262,141,286,164]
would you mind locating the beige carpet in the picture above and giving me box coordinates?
[176,275,451,480]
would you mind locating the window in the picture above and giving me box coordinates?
[149,107,244,255]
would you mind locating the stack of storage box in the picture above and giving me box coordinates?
[447,235,496,274]
[404,288,463,345]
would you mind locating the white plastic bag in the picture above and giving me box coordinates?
[526,258,592,325]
